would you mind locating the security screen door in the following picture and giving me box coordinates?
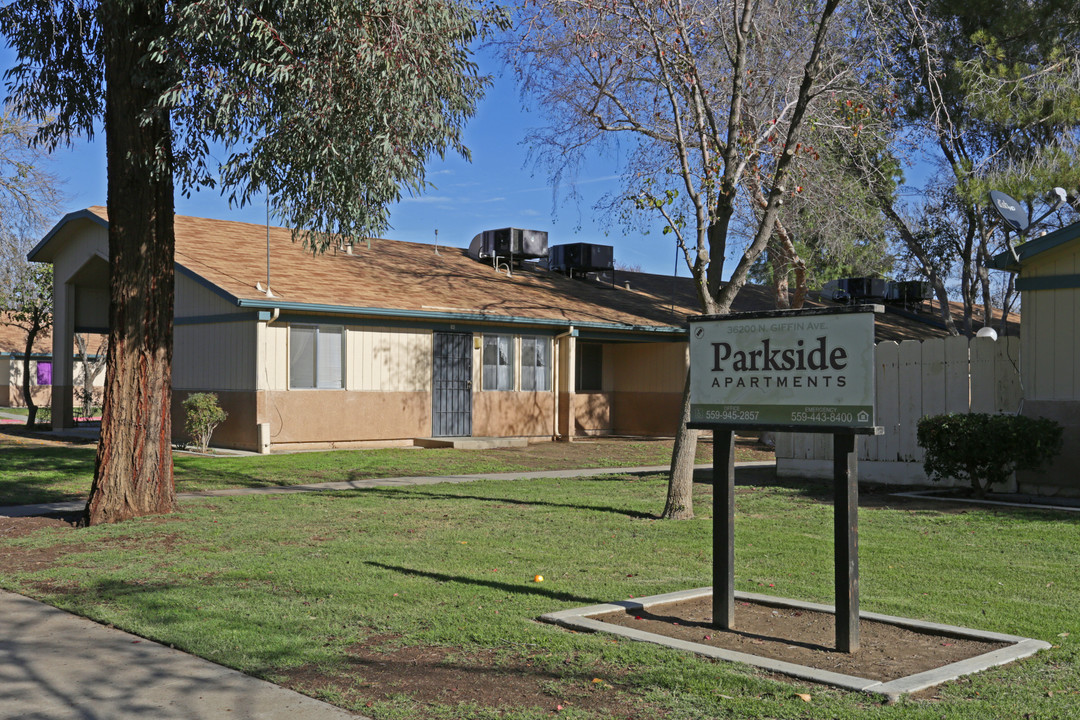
[432,332,473,437]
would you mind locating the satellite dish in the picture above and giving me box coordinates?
[989,190,1029,233]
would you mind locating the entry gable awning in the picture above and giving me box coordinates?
[27,208,110,263]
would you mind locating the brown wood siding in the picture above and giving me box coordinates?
[262,390,431,444]
[472,391,554,437]
[575,392,613,435]
[611,391,683,436]
[172,389,260,451]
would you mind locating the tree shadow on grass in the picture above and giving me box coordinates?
[353,486,659,520]
[365,561,604,606]
[708,465,1080,522]
[0,447,97,505]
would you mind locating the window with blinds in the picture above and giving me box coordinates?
[289,325,344,389]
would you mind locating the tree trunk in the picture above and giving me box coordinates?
[21,317,40,427]
[662,369,698,520]
[770,246,791,310]
[929,271,958,336]
[85,2,177,525]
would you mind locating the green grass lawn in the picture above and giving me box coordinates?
[0,437,754,506]
[1,468,1076,719]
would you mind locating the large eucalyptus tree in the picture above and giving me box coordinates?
[1,0,494,524]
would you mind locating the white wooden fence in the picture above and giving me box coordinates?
[775,336,1022,487]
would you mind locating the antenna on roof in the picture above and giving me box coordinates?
[434,228,440,255]
[259,193,274,298]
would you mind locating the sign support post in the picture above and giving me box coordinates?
[688,306,882,654]
[834,432,859,652]
[713,429,735,630]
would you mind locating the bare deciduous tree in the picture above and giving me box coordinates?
[507,0,883,517]
[0,111,63,427]
[75,333,108,422]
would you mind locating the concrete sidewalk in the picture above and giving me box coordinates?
[0,461,775,518]
[0,590,365,720]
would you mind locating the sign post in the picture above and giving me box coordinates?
[687,306,883,653]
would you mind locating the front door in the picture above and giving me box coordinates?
[432,332,473,437]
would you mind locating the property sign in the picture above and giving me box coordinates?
[689,307,876,429]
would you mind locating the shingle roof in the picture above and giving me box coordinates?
[79,207,695,333]
[0,314,52,355]
[65,208,1014,341]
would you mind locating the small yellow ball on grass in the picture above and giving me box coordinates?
[533,574,544,583]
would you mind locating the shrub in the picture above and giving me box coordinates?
[916,413,1063,496]
[182,393,228,453]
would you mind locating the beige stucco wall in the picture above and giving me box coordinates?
[611,392,683,436]
[52,223,108,289]
[260,321,288,391]
[610,342,687,392]
[3,358,50,408]
[170,320,684,449]
[3,357,105,409]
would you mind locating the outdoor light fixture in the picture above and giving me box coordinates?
[976,327,998,340]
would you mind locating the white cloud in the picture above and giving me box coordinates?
[398,195,455,204]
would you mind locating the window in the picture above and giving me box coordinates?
[290,325,344,389]
[520,336,550,391]
[482,335,514,390]
[576,343,603,392]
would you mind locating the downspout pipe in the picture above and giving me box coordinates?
[258,307,281,454]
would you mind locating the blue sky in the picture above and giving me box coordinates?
[8,47,683,276]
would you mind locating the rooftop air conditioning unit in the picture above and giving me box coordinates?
[885,280,933,309]
[467,228,549,264]
[549,242,615,275]
[840,277,887,301]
